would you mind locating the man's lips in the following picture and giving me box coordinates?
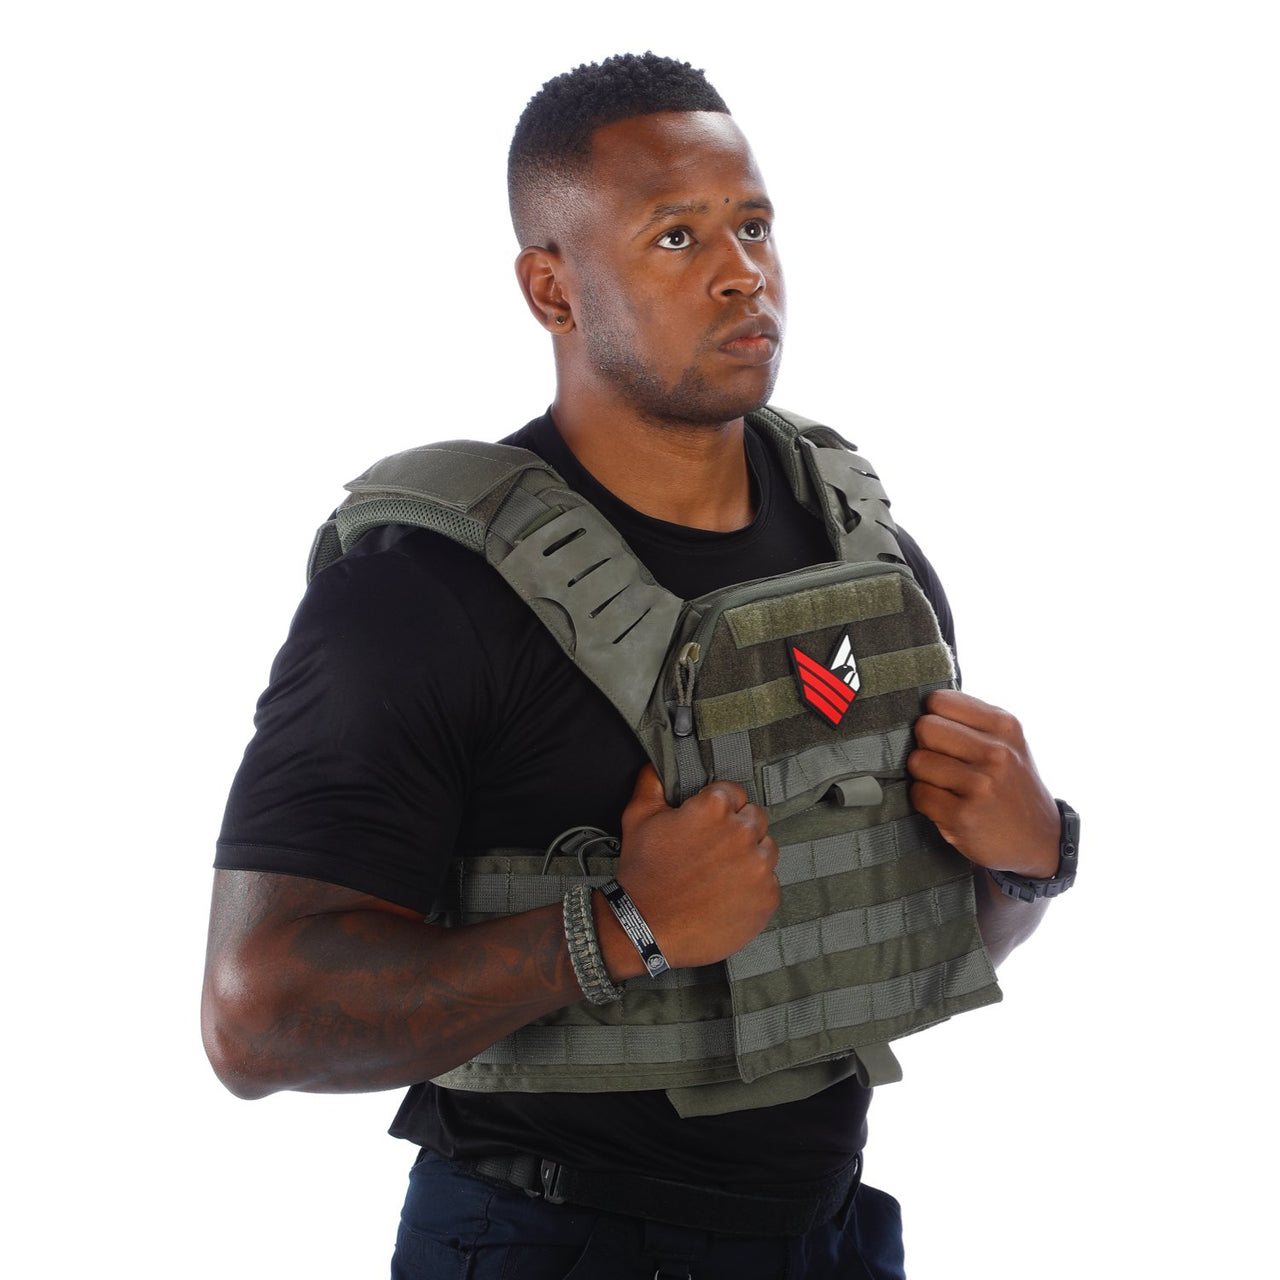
[717,316,781,363]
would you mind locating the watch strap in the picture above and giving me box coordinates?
[988,799,1079,902]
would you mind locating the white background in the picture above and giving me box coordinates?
[4,3,1276,1276]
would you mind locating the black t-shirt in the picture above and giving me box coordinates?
[216,412,957,1192]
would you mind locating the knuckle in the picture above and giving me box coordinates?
[706,781,745,810]
[981,739,1016,774]
[988,707,1019,738]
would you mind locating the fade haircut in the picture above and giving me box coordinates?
[508,52,730,246]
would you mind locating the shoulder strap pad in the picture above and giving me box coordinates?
[747,406,908,569]
[305,408,906,732]
[307,439,683,734]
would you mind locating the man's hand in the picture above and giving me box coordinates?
[605,765,780,974]
[908,689,1060,878]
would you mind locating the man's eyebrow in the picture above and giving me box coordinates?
[631,197,774,240]
[633,201,710,239]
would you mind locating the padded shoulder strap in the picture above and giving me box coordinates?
[304,410,904,732]
[747,406,908,569]
[307,439,683,735]
[307,440,549,576]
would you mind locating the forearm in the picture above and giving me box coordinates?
[203,874,585,1100]
[204,774,779,1100]
[973,867,1050,969]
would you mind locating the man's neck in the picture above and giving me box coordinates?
[549,397,755,533]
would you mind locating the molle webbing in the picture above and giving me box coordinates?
[308,407,1001,1111]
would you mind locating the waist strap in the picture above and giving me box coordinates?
[460,1150,861,1236]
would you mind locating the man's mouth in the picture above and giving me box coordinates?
[717,316,781,363]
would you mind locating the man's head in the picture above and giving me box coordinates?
[508,52,730,250]
[510,54,785,430]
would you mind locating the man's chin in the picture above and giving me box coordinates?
[638,375,780,432]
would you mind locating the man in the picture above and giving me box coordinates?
[204,52,1070,1279]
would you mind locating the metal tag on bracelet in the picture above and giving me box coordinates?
[600,879,671,977]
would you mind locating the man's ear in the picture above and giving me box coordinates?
[515,246,575,334]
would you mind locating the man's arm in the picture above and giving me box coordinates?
[202,767,779,1099]
[907,689,1062,968]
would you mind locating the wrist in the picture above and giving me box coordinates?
[591,887,650,981]
[988,799,1079,902]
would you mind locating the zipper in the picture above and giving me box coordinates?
[673,641,700,737]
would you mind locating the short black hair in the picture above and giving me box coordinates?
[508,52,730,245]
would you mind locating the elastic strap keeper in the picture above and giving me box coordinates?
[599,879,671,977]
[563,884,625,1005]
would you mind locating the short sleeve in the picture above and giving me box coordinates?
[215,528,497,914]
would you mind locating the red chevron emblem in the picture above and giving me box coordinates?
[791,631,861,726]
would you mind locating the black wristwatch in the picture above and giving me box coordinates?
[988,799,1079,902]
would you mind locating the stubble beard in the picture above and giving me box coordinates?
[580,308,782,431]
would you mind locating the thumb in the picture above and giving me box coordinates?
[624,763,672,819]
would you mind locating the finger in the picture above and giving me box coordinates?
[907,746,973,795]
[913,713,1002,766]
[761,834,780,871]
[924,689,1021,740]
[737,801,772,843]
[696,779,750,813]
[910,780,964,837]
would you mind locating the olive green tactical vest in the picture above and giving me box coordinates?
[308,406,1001,1118]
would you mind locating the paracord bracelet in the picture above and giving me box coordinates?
[599,879,671,977]
[563,884,625,1005]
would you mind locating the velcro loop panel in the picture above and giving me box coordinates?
[693,641,953,739]
[724,573,904,649]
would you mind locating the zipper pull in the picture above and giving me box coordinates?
[674,642,700,738]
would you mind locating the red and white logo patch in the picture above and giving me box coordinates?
[791,631,861,727]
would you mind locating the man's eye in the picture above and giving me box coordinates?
[738,219,771,242]
[656,228,693,250]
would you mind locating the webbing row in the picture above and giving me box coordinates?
[464,946,992,1071]
[728,879,975,981]
[761,725,914,806]
[775,813,931,886]
[464,1014,736,1068]
[734,948,995,1061]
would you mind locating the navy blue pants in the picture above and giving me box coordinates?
[391,1151,906,1279]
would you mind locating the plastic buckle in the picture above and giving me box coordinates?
[539,1159,568,1204]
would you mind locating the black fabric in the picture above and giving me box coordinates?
[216,411,958,1197]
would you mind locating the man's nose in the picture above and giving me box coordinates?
[713,235,768,297]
